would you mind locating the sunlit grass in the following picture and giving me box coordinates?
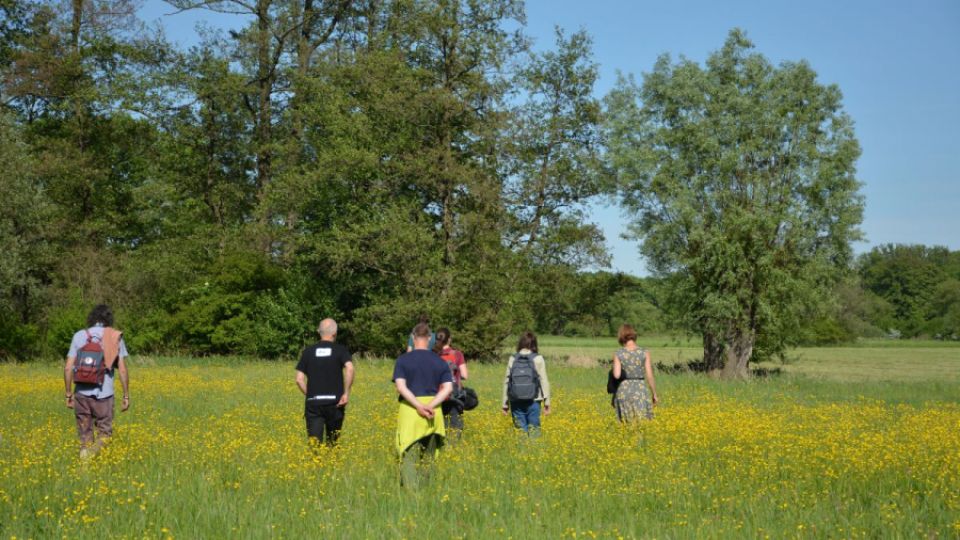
[1,351,957,538]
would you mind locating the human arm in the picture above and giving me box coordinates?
[644,350,658,405]
[458,352,468,381]
[295,370,308,395]
[117,356,130,411]
[64,356,75,409]
[501,357,512,413]
[536,355,551,414]
[612,353,621,379]
[338,361,355,407]
[427,382,453,410]
[395,378,434,419]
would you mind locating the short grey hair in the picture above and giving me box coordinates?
[318,318,337,338]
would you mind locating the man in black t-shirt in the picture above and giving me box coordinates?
[295,318,354,447]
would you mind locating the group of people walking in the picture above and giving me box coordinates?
[293,316,659,487]
[63,305,658,487]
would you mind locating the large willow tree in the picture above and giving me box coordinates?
[605,29,864,378]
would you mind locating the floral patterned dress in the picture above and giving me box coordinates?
[613,347,653,422]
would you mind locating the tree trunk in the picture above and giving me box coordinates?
[255,0,273,198]
[702,331,724,372]
[721,330,754,379]
[71,0,83,51]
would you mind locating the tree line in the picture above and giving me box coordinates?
[553,244,960,348]
[0,1,894,376]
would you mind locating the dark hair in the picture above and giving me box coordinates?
[516,331,538,353]
[432,327,451,354]
[87,304,114,327]
[412,322,431,339]
[417,313,430,324]
[618,324,638,346]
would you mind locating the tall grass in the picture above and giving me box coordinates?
[1,351,958,538]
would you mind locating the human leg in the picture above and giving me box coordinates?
[88,396,114,453]
[510,400,532,432]
[399,434,443,488]
[73,394,95,451]
[442,402,463,439]
[526,401,542,438]
[400,443,420,488]
[305,402,326,447]
[321,405,345,446]
[448,405,463,432]
[91,397,114,437]
[418,433,439,485]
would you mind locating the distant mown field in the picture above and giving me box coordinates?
[1,341,958,538]
[537,335,960,383]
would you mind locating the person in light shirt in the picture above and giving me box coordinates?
[64,304,130,458]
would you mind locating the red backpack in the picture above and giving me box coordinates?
[74,331,107,385]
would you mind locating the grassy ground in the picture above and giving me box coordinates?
[0,341,958,538]
[537,335,960,383]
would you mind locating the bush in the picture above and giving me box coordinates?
[42,289,90,358]
[0,315,40,361]
[799,316,854,346]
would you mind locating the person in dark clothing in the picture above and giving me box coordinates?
[296,318,355,447]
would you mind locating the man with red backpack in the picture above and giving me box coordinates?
[63,304,130,458]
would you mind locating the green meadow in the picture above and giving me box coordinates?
[0,340,958,538]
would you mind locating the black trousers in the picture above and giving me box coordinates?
[305,402,345,446]
[441,400,464,432]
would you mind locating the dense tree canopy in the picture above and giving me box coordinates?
[604,30,864,377]
[3,4,948,365]
[0,0,610,360]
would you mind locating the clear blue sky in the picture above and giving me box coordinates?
[141,0,960,276]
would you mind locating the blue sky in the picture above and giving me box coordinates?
[140,0,960,276]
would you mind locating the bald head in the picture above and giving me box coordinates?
[318,318,338,340]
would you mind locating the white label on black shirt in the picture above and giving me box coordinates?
[316,348,332,357]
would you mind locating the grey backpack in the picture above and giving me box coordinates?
[507,352,540,401]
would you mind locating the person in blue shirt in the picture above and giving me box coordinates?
[393,322,452,488]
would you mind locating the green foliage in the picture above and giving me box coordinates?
[502,27,610,268]
[0,316,40,360]
[529,270,667,337]
[5,4,945,365]
[41,287,89,357]
[163,252,322,358]
[858,244,960,338]
[604,29,864,376]
[0,112,56,359]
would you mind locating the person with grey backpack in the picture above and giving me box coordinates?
[501,331,551,437]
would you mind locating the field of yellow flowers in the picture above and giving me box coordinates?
[1,356,958,539]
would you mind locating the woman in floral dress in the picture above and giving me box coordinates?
[612,324,659,422]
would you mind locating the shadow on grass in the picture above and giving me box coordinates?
[656,360,784,378]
